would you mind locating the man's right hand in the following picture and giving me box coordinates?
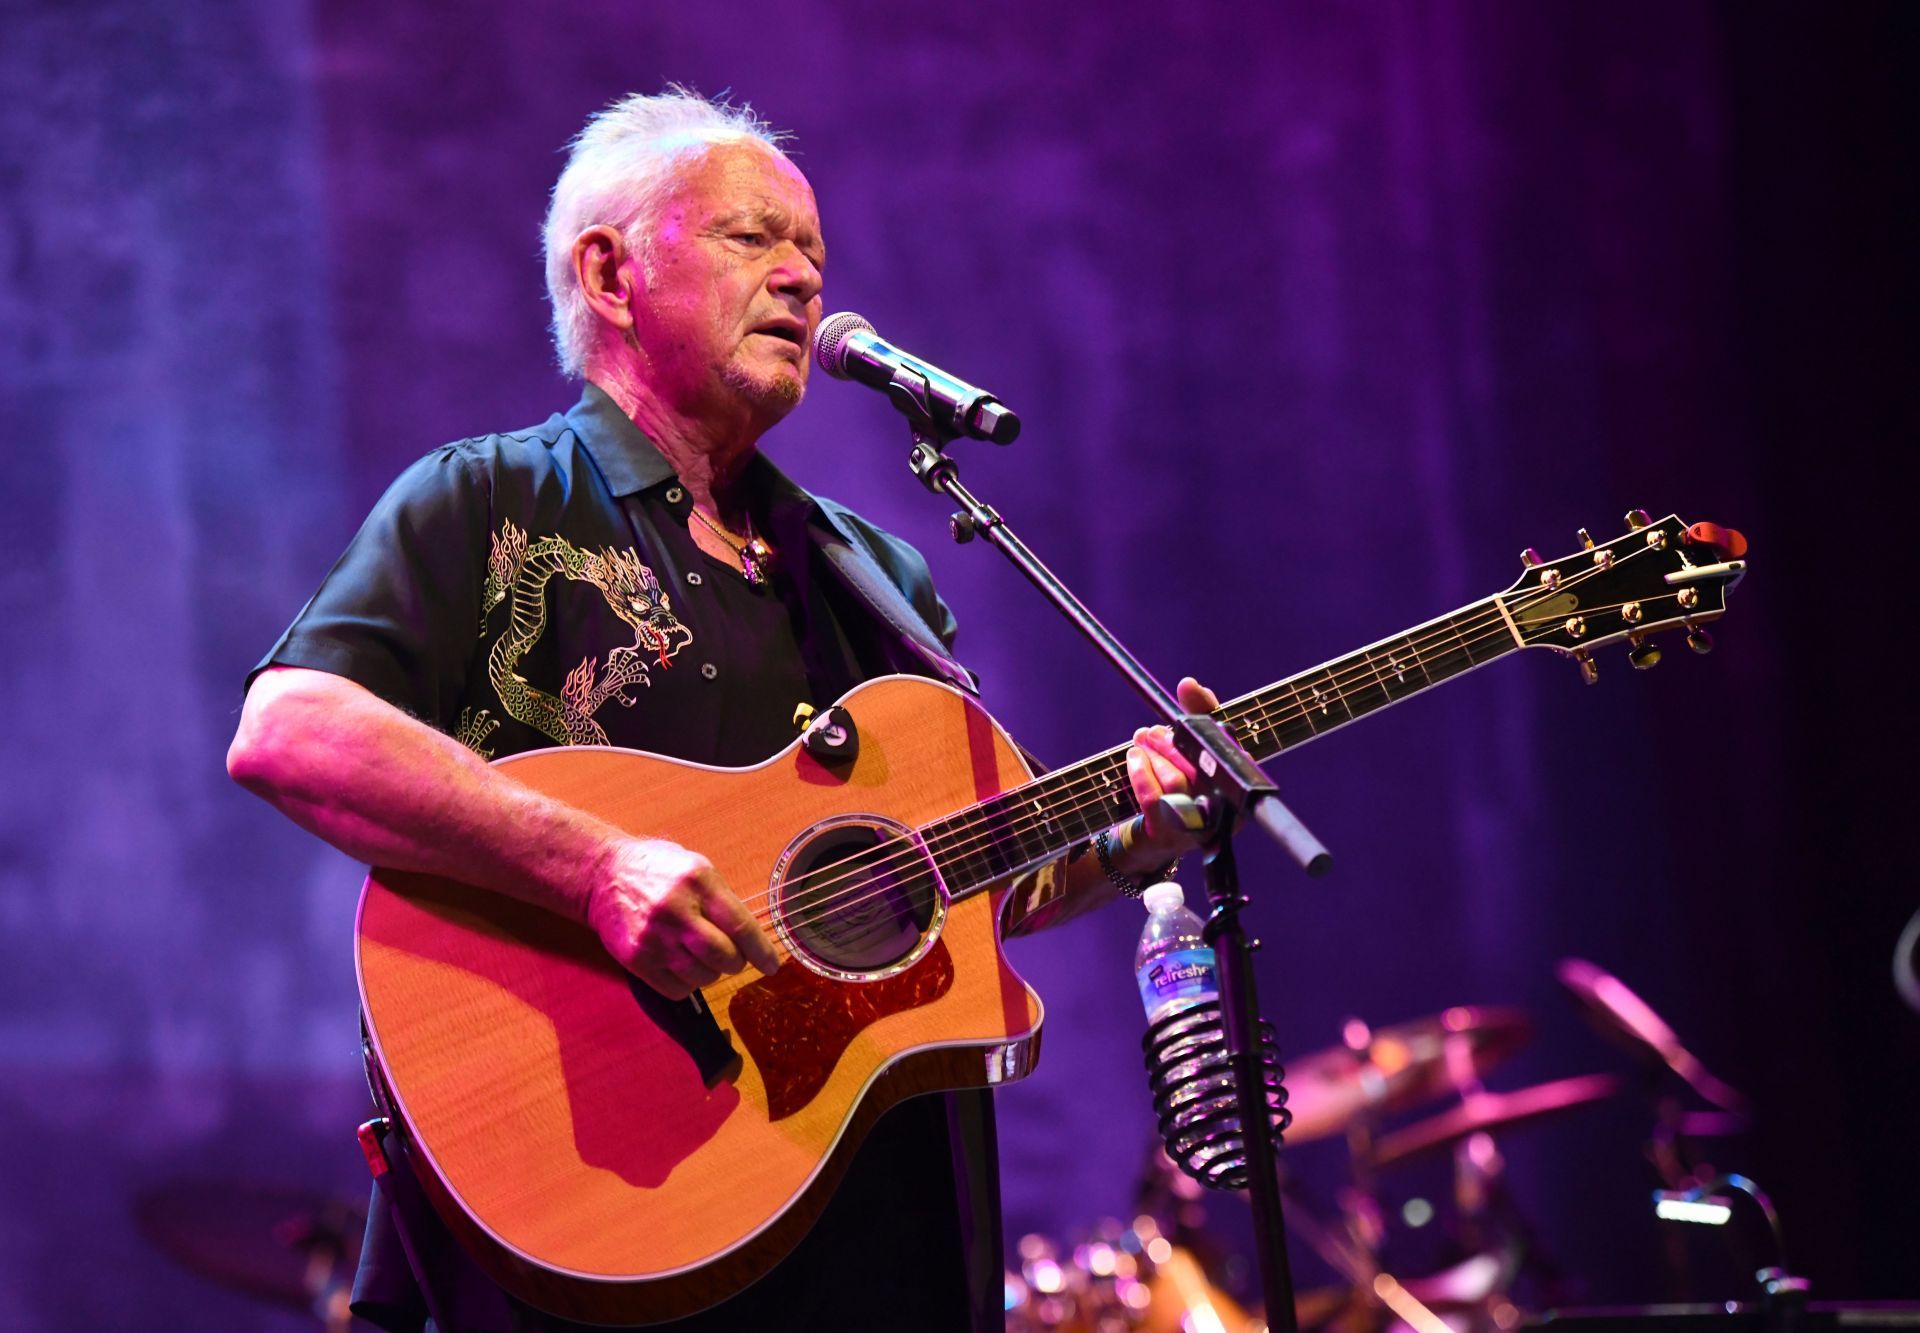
[586,838,783,1000]
[230,669,783,1001]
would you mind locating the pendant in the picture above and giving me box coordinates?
[740,536,774,587]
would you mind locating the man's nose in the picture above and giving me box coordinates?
[770,243,823,304]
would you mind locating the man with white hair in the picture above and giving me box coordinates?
[230,88,1214,1330]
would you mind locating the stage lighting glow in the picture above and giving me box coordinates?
[1654,1195,1733,1225]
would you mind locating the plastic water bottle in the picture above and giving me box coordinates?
[1134,882,1218,1023]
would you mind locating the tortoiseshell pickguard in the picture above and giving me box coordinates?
[728,940,955,1121]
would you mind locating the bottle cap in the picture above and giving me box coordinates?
[1141,882,1186,913]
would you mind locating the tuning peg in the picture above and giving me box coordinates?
[1624,509,1652,531]
[1683,522,1749,560]
[1577,528,1594,551]
[1520,547,1543,569]
[1574,650,1599,685]
[1686,627,1714,655]
[1628,634,1662,670]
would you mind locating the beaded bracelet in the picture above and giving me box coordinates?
[1093,825,1177,899]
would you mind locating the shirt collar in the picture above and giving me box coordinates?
[566,382,678,496]
[566,381,822,520]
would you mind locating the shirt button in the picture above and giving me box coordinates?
[665,486,685,504]
[701,663,718,680]
[686,571,703,586]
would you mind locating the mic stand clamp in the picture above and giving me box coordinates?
[887,383,1325,1333]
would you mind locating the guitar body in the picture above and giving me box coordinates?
[356,675,1045,1325]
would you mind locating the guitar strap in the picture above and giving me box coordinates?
[810,512,980,697]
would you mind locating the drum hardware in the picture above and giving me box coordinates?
[1282,1008,1533,1146]
[1896,907,1920,1016]
[1556,959,1749,1117]
[1144,1128,1473,1333]
[1558,956,1773,1302]
[132,1178,364,1332]
[1370,1074,1624,1170]
[1005,1216,1263,1333]
[1277,1003,1628,1332]
[1652,1173,1805,1318]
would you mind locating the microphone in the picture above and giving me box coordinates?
[812,312,1021,444]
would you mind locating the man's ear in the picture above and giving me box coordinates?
[572,225,637,332]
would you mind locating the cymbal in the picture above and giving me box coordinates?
[133,1178,365,1310]
[1557,957,1749,1113]
[1372,1072,1623,1168]
[1284,1006,1534,1144]
[1143,1243,1262,1333]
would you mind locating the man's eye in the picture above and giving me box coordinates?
[732,231,768,246]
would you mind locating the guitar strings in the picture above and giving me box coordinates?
[700,566,1687,998]
[793,552,1647,904]
[733,549,1680,949]
[746,573,1681,956]
[720,547,1684,948]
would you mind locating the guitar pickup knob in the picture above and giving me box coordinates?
[1628,634,1662,670]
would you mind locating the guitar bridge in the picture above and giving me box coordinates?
[627,977,741,1089]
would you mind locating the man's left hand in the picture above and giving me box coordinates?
[1120,676,1222,869]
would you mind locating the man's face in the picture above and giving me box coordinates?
[625,140,826,428]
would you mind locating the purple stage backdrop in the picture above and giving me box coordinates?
[2,2,1915,1328]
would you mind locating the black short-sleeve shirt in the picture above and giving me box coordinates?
[258,385,981,1331]
[260,388,955,767]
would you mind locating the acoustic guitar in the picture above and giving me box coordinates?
[356,512,1746,1323]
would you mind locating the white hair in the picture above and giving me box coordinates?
[543,86,787,377]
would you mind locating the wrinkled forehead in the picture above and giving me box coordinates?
[660,137,818,225]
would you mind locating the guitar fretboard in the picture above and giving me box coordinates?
[921,595,1521,905]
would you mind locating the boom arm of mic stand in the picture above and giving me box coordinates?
[892,388,1332,875]
[1176,714,1332,876]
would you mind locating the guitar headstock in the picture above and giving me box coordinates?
[1503,511,1747,680]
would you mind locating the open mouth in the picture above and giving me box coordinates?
[752,323,805,348]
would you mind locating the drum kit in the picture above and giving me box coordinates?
[1004,958,1756,1333]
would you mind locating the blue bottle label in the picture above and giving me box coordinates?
[1138,947,1217,1018]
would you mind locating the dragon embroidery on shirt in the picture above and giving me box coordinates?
[477,519,693,747]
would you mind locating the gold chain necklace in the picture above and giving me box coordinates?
[689,504,774,587]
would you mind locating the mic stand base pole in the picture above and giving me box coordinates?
[893,397,1314,1330]
[1202,818,1301,1333]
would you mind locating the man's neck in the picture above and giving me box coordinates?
[586,368,760,516]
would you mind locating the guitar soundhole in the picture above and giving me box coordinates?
[772,817,945,980]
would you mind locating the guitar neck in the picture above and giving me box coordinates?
[929,592,1523,909]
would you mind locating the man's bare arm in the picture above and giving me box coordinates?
[227,665,778,997]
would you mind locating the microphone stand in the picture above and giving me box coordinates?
[883,378,1330,1333]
